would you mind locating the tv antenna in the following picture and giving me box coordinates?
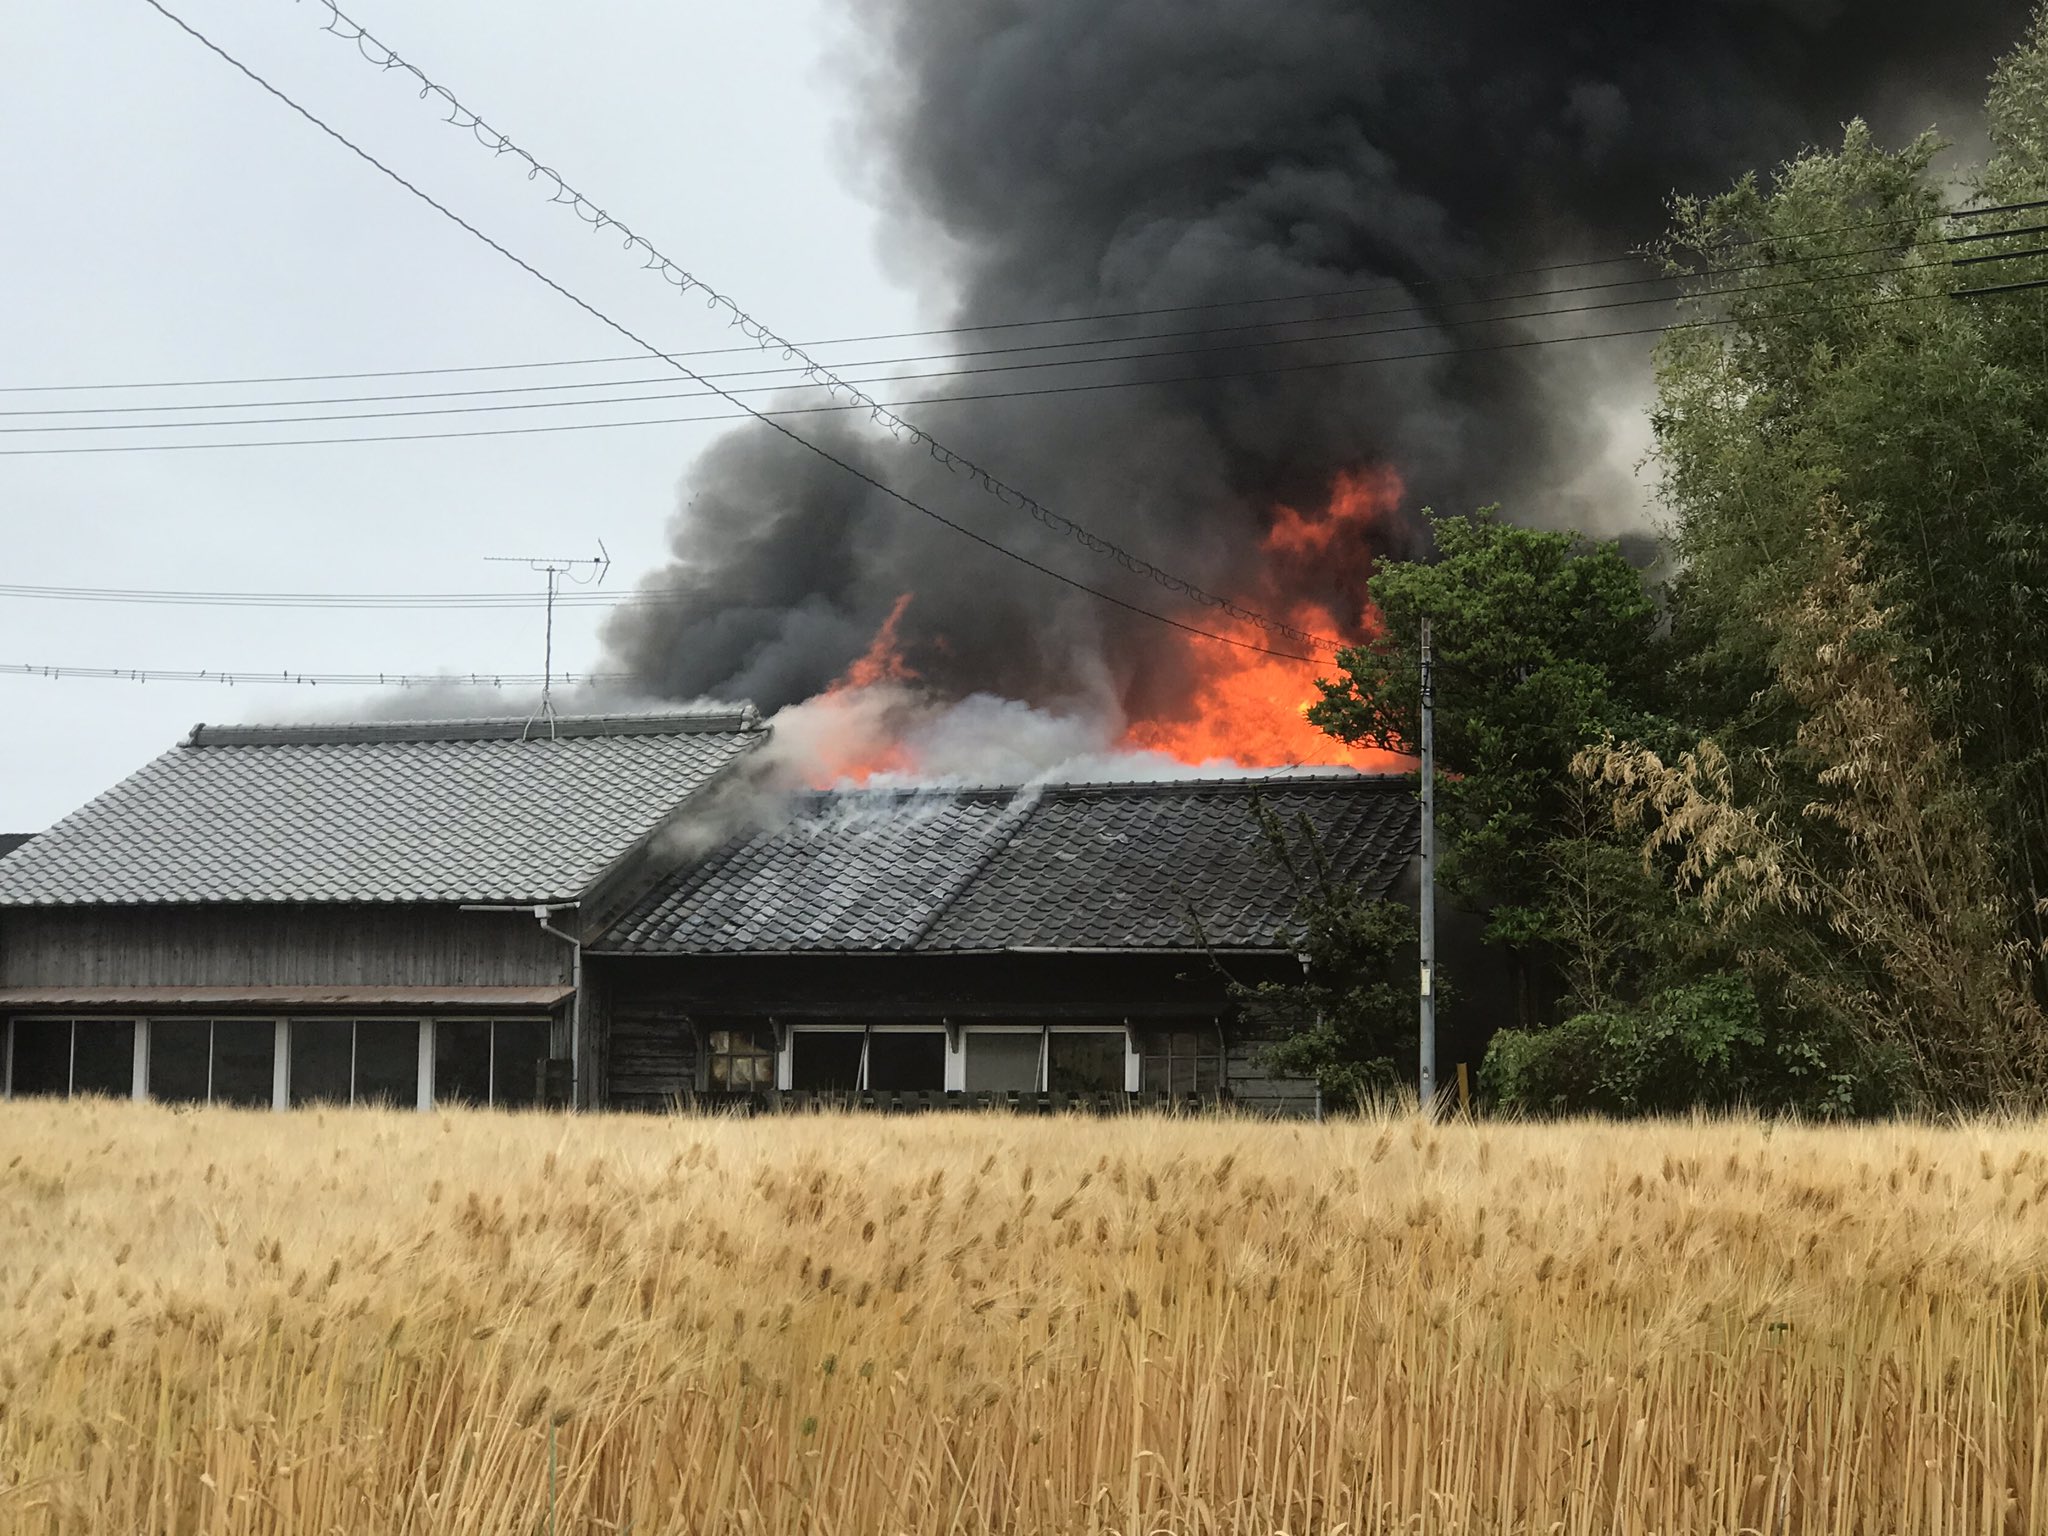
[484,540,610,737]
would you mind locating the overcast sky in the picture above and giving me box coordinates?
[2,0,921,830]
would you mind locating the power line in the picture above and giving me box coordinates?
[0,221,1974,403]
[15,172,2024,401]
[0,581,651,610]
[0,282,1958,458]
[1,662,629,687]
[232,0,2048,661]
[0,239,1961,430]
[136,0,1330,663]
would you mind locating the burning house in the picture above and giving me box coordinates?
[590,773,1420,1116]
[0,710,1432,1116]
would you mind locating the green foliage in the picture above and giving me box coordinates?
[1651,58,2048,958]
[1481,973,1875,1118]
[1222,802,1418,1111]
[1300,9,2048,1117]
[1307,508,1672,986]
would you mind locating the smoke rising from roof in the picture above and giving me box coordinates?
[606,0,2023,727]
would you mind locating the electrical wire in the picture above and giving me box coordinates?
[0,282,1960,458]
[136,0,1330,662]
[0,218,1981,402]
[0,237,1965,428]
[224,0,2048,658]
[0,581,694,610]
[0,662,629,687]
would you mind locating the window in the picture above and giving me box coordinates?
[432,1020,492,1107]
[1141,1029,1221,1097]
[965,1031,1040,1093]
[353,1020,419,1107]
[208,1021,275,1107]
[289,1019,354,1106]
[148,1019,215,1104]
[865,1031,945,1091]
[707,1027,775,1091]
[790,1031,863,1092]
[287,1019,418,1108]
[431,1019,552,1109]
[149,1019,275,1107]
[492,1020,551,1109]
[1048,1031,1126,1094]
[7,1019,135,1099]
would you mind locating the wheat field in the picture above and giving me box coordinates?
[1,1103,2044,1534]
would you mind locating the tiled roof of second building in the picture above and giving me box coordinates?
[0,710,764,907]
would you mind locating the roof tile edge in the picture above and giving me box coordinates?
[185,707,763,748]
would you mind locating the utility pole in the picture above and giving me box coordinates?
[1418,614,1438,1116]
[484,542,609,738]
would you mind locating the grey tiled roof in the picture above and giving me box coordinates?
[0,710,763,907]
[927,777,1416,950]
[609,790,1031,953]
[599,774,1418,955]
[0,834,31,862]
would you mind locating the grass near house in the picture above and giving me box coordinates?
[1,1102,2045,1534]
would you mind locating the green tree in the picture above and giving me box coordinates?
[1218,801,1418,1111]
[1307,508,1670,1019]
[1651,16,2048,969]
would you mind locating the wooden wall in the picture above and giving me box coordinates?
[606,998,696,1114]
[0,905,572,989]
[588,953,1324,1116]
[1225,1037,1321,1118]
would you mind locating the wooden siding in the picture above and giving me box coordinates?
[607,1003,696,1113]
[590,954,1323,1118]
[1225,1037,1320,1118]
[0,905,572,990]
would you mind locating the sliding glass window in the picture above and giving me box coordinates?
[6,1019,135,1099]
[965,1031,1040,1093]
[147,1019,274,1107]
[430,1019,551,1109]
[287,1019,418,1108]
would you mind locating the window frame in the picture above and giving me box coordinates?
[1140,1025,1225,1099]
[1044,1026,1131,1095]
[702,1023,777,1094]
[428,1016,553,1110]
[3,1016,143,1100]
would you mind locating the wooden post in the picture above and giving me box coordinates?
[1456,1061,1470,1117]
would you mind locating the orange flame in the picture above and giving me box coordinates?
[835,592,918,691]
[1120,467,1409,771]
[785,470,1410,785]
[798,593,920,784]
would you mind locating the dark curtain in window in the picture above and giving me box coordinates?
[9,1020,71,1097]
[70,1022,135,1098]
[433,1020,493,1107]
[149,1020,212,1104]
[790,1031,863,1092]
[353,1020,419,1108]
[290,1019,354,1107]
[866,1032,945,1092]
[210,1020,276,1107]
[492,1020,552,1109]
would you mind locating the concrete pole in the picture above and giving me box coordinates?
[1418,614,1438,1116]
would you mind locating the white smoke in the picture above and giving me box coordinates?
[766,682,1359,789]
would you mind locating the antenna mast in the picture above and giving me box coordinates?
[484,541,609,737]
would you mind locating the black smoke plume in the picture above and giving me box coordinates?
[607,0,2024,734]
